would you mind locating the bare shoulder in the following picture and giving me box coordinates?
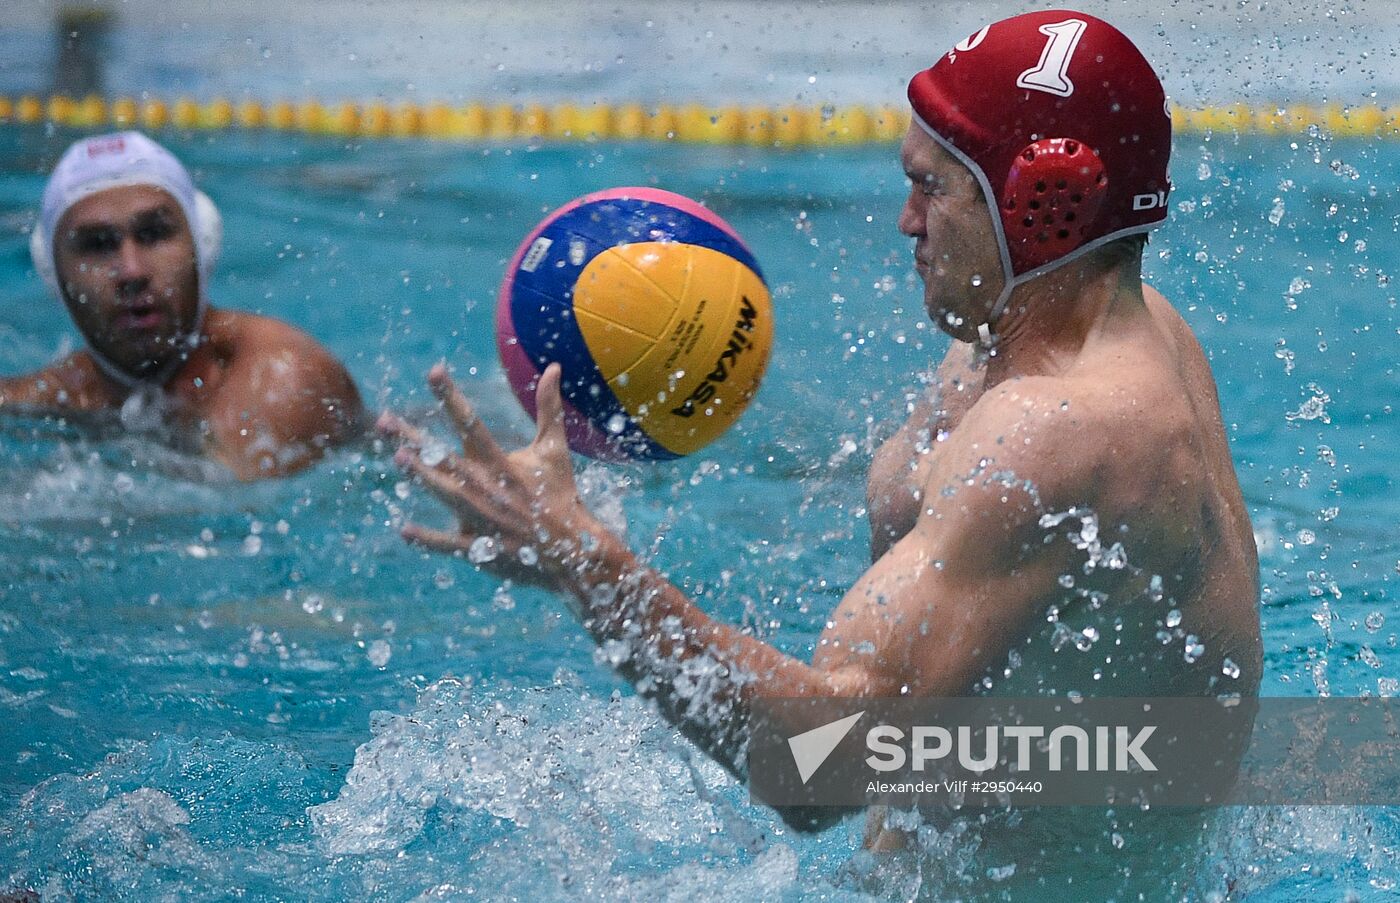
[214,310,359,408]
[951,338,1216,540]
[192,310,364,478]
[928,368,1189,515]
[207,309,337,359]
[207,309,361,404]
[946,374,1108,477]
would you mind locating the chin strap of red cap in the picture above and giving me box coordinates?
[1000,138,1108,273]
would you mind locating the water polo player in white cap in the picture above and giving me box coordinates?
[2,131,364,479]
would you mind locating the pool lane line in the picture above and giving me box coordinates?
[1,96,1397,143]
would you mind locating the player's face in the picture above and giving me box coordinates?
[53,184,201,378]
[897,126,1004,342]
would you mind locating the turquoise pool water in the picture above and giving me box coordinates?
[0,126,1397,899]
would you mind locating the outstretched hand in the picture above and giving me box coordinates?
[378,362,604,588]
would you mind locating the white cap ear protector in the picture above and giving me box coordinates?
[30,132,222,387]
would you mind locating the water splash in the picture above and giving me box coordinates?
[1038,507,1128,576]
[309,680,746,855]
[1285,384,1332,424]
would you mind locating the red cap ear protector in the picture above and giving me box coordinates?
[1001,137,1109,272]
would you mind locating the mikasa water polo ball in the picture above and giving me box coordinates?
[496,187,773,460]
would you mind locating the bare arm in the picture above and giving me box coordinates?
[0,354,116,415]
[204,339,365,480]
[383,367,1090,789]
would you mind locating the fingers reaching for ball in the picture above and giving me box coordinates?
[532,363,568,455]
[400,521,474,556]
[375,410,430,451]
[382,364,602,591]
[428,362,508,466]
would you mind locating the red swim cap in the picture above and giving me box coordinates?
[908,10,1172,323]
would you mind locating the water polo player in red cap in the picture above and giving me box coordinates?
[383,11,1261,890]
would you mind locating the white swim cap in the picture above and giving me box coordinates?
[29,131,223,385]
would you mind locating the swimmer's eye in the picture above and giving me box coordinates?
[69,227,122,255]
[133,212,178,245]
[907,175,941,197]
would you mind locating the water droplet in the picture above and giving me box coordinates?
[986,864,1016,882]
[394,480,411,500]
[1221,658,1240,679]
[366,639,392,667]
[468,536,500,564]
[597,638,631,667]
[1365,612,1385,632]
[113,473,135,494]
[492,585,516,611]
[970,274,983,287]
[605,413,628,435]
[302,594,324,614]
[517,546,539,566]
[1165,609,1182,628]
[420,440,449,467]
[1183,635,1205,663]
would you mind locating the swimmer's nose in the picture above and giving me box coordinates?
[113,237,152,297]
[114,235,150,280]
[897,189,926,238]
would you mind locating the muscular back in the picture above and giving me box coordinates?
[860,284,1261,698]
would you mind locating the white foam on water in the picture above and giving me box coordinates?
[0,437,236,524]
[304,678,855,900]
[308,679,742,855]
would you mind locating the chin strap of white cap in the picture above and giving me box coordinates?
[30,190,221,389]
